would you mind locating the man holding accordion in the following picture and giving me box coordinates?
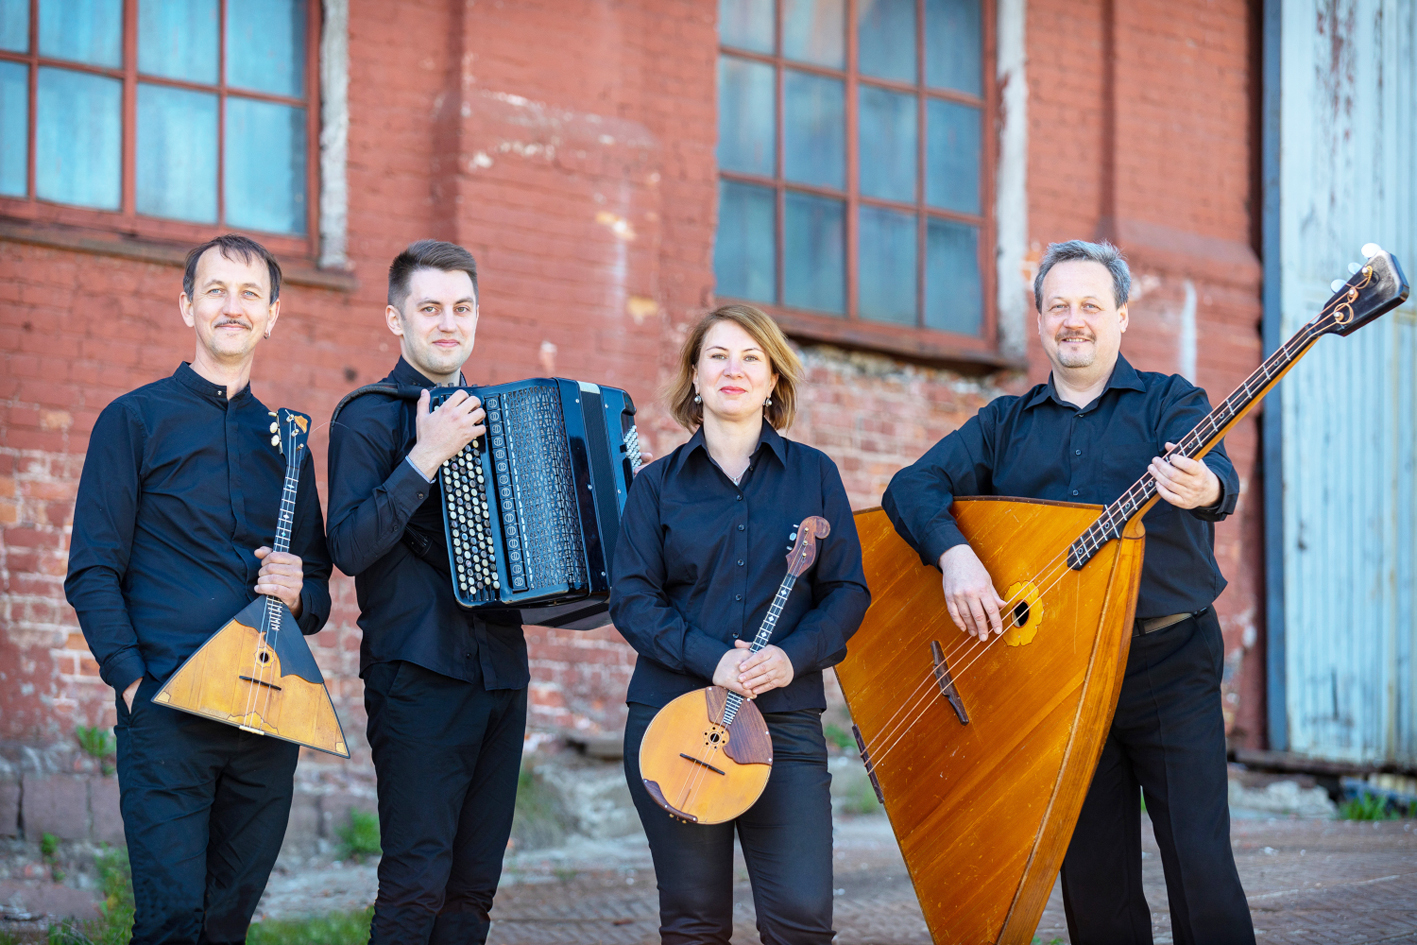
[327,240,526,945]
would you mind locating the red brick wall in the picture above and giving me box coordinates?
[0,0,1267,793]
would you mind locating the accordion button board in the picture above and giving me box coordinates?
[431,377,642,630]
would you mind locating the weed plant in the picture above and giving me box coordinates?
[336,809,381,862]
[1338,791,1403,821]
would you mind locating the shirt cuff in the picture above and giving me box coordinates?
[1190,470,1236,522]
[922,522,971,570]
[102,650,148,694]
[404,454,435,483]
[683,628,732,681]
[387,453,436,516]
[775,632,815,677]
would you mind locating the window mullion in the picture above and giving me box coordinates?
[217,0,227,227]
[915,0,926,329]
[304,0,321,252]
[121,0,137,220]
[24,0,36,201]
[845,0,859,322]
[774,2,784,309]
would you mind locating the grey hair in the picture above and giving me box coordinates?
[1033,240,1131,311]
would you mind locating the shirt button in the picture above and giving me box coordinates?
[736,495,742,502]
[1072,489,1080,496]
[417,492,425,499]
[735,594,743,601]
[1075,449,1082,456]
[738,559,745,566]
[737,524,744,531]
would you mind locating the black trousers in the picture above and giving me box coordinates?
[364,660,527,945]
[115,675,298,945]
[1061,608,1255,945]
[624,702,835,945]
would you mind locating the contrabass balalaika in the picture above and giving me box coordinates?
[334,377,642,630]
[835,247,1409,944]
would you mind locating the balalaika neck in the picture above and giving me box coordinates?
[720,571,800,726]
[263,450,302,627]
[1067,319,1327,570]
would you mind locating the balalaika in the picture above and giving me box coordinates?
[333,377,643,630]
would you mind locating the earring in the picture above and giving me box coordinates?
[694,393,702,404]
[764,395,772,407]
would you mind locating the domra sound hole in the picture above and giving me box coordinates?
[1014,601,1031,626]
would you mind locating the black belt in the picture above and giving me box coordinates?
[1133,608,1205,638]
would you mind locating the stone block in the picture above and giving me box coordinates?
[89,776,123,845]
[22,775,88,841]
[0,781,20,838]
[284,792,321,845]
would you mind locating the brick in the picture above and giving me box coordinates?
[22,775,88,841]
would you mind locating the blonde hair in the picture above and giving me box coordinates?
[666,304,804,431]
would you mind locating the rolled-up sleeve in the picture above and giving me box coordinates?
[775,459,870,676]
[326,403,431,576]
[609,466,731,681]
[64,402,149,692]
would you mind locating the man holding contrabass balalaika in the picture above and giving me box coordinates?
[65,235,333,944]
[884,240,1255,944]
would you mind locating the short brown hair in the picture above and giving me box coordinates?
[666,304,804,431]
[183,234,282,303]
[388,239,479,310]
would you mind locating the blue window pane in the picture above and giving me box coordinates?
[227,0,305,97]
[140,0,219,84]
[858,0,915,82]
[137,84,217,223]
[0,61,25,196]
[784,191,844,314]
[716,180,776,303]
[718,55,775,176]
[720,0,773,53]
[926,98,979,213]
[36,67,120,209]
[925,0,982,94]
[784,70,843,189]
[859,85,916,203]
[225,97,306,234]
[783,0,843,68]
[39,0,122,67]
[0,0,28,53]
[925,218,981,334]
[859,205,916,324]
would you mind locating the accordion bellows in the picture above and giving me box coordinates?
[432,378,642,631]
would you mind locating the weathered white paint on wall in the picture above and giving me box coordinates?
[995,0,1028,360]
[1277,0,1417,766]
[319,0,349,269]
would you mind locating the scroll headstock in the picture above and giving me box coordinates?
[1316,245,1409,337]
[275,408,311,464]
[785,516,831,577]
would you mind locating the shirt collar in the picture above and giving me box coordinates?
[173,362,251,406]
[1025,353,1145,411]
[390,356,466,390]
[682,422,788,466]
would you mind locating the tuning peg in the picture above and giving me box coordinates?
[1348,262,1361,274]
[269,421,278,433]
[1331,279,1346,292]
[1362,242,1383,258]
[270,434,280,446]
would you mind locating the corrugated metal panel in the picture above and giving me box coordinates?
[1277,0,1417,766]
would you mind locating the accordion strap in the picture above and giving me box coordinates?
[329,382,425,426]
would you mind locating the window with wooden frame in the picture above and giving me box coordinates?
[714,0,996,362]
[0,0,318,256]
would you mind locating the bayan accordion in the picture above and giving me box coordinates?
[430,378,642,630]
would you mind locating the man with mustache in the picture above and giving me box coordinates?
[66,234,332,943]
[326,240,524,944]
[882,240,1254,944]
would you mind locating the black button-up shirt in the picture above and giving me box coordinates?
[65,363,332,691]
[326,358,527,689]
[882,355,1239,618]
[609,424,871,712]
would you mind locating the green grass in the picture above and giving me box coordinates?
[839,776,880,816]
[1338,791,1403,821]
[74,726,116,777]
[41,845,133,945]
[336,808,381,862]
[823,723,856,752]
[248,907,373,945]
